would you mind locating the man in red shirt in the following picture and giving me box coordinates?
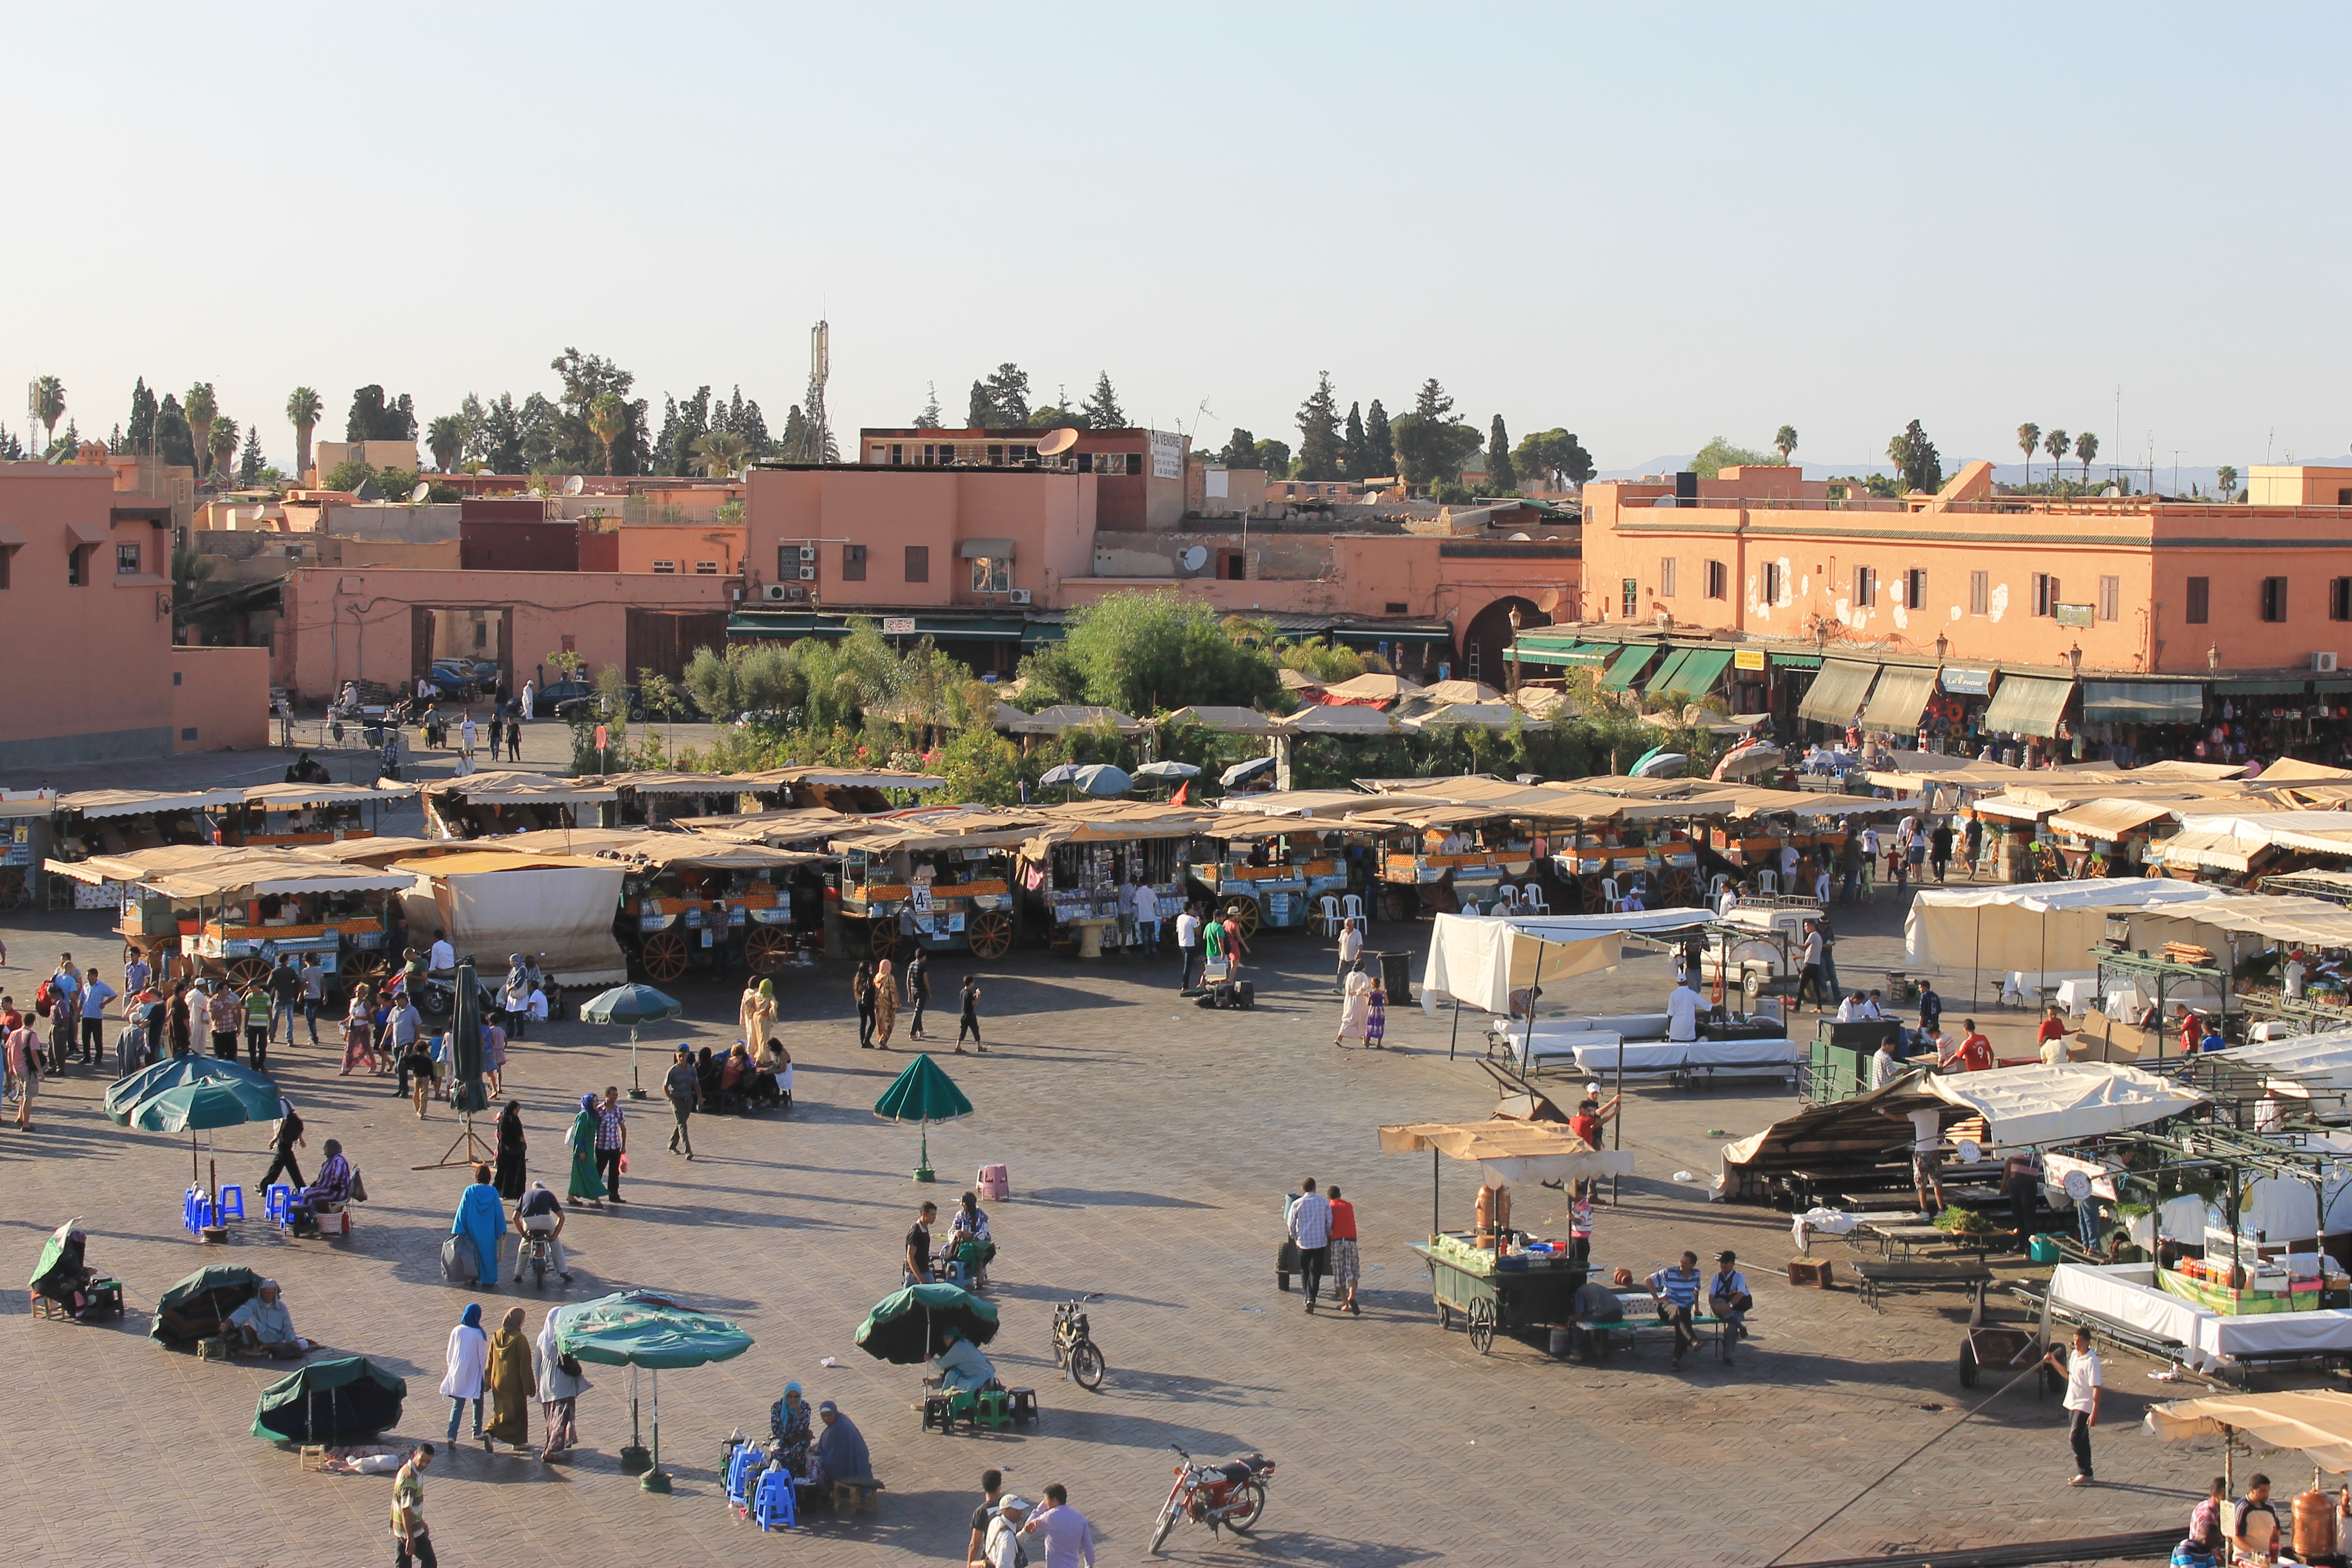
[1567,1092,1620,1148]
[1940,1019,1994,1072]
[2179,1006,2203,1058]
[1325,1185,1361,1316]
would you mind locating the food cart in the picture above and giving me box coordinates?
[215,782,412,847]
[1187,813,1349,935]
[48,788,247,907]
[1015,803,1212,951]
[831,809,1041,961]
[1380,1118,1634,1356]
[417,771,621,839]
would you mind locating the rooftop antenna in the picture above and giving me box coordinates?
[563,474,586,496]
[802,320,832,464]
[408,482,432,504]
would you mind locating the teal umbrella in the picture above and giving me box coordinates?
[873,1053,973,1183]
[854,1281,1000,1363]
[580,983,682,1100]
[133,1079,270,1198]
[106,1055,278,1126]
[557,1290,752,1493]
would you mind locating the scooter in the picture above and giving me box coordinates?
[515,1224,565,1289]
[1146,1445,1274,1555]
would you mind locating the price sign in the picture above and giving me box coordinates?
[883,617,916,636]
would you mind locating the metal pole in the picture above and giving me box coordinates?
[1522,935,1548,1067]
[1447,996,1462,1061]
[1432,1147,1441,1239]
[1611,1031,1625,1208]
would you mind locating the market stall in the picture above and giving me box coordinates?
[830,808,1041,961]
[393,848,631,989]
[48,788,247,904]
[416,772,622,839]
[117,848,406,992]
[217,782,412,847]
[1904,876,2237,1007]
[1185,811,1348,935]
[1015,803,1211,951]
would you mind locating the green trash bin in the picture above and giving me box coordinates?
[2028,1233,2062,1265]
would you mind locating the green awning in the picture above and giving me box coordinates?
[1335,627,1455,645]
[1598,645,1660,692]
[727,611,848,639]
[727,611,1028,643]
[2316,679,2352,695]
[2082,681,2205,723]
[1980,675,2076,738]
[1656,647,1733,699]
[1020,622,1067,647]
[2214,679,2311,696]
[1513,645,1608,666]
[1770,652,1823,669]
[1638,648,1692,695]
[1796,659,1880,725]
[1858,666,1939,732]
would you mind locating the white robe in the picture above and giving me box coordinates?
[440,1322,489,1399]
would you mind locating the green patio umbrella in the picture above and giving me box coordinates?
[133,1078,267,1201]
[29,1218,82,1294]
[854,1281,1000,1363]
[873,1052,973,1183]
[251,1356,406,1444]
[557,1289,752,1493]
[105,1055,278,1126]
[579,983,682,1100]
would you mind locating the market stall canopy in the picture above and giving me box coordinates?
[139,851,415,899]
[1399,702,1552,733]
[415,771,622,804]
[1159,706,1284,736]
[44,844,260,886]
[1275,704,1398,735]
[998,704,1145,736]
[404,853,632,987]
[2151,810,2352,865]
[293,836,448,867]
[1858,666,1941,732]
[1319,672,1425,705]
[578,770,759,797]
[1864,756,2037,793]
[1378,1120,1636,1184]
[1979,675,2077,739]
[1277,668,1324,692]
[1925,1061,2206,1150]
[391,850,614,875]
[1903,876,2236,976]
[2149,821,2279,873]
[239,782,414,809]
[732,765,946,791]
[57,787,247,819]
[2259,758,2352,784]
[1419,910,1690,1016]
[2144,1389,2352,1471]
[674,808,847,845]
[2081,681,2207,725]
[2043,799,2189,840]
[490,827,830,873]
[829,807,1047,855]
[1423,678,1504,704]
[1795,659,1880,726]
[2124,892,2352,952]
[2211,1030,2352,1096]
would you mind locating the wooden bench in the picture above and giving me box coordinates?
[830,1474,884,1514]
[1851,1259,1992,1324]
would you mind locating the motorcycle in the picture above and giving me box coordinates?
[1050,1292,1106,1390]
[516,1224,559,1289]
[1146,1445,1273,1555]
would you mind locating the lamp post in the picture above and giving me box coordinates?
[1507,606,1522,699]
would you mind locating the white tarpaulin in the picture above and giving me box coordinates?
[1418,912,1625,1016]
[2147,1389,2352,1471]
[2054,1262,2352,1372]
[1904,876,2234,987]
[2214,1030,2352,1094]
[1925,1060,2204,1148]
[417,864,629,988]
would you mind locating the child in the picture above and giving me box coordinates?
[526,985,550,1028]
[957,975,984,1054]
[1364,974,1387,1050]
[1569,1190,1594,1262]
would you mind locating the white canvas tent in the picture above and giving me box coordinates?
[395,850,629,988]
[2212,1030,2352,1096]
[1903,877,2235,997]
[1925,1061,2206,1150]
[1419,909,1708,1017]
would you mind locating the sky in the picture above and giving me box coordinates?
[4,2,2348,478]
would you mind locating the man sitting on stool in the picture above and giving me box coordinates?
[928,1324,997,1396]
[228,1278,303,1358]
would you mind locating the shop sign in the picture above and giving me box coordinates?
[1733,648,1766,670]
[881,617,917,636]
[1149,430,1185,480]
[2054,602,2095,628]
[1941,667,1992,696]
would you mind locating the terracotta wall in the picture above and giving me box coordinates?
[171,647,270,751]
[744,467,1093,608]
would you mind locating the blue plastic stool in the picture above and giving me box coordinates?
[184,1187,214,1235]
[265,1185,294,1224]
[725,1444,755,1515]
[214,1185,246,1222]
[753,1467,797,1531]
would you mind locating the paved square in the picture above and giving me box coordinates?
[0,748,2206,1566]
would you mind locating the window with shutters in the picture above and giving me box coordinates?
[2185,576,2210,623]
[2332,578,2352,622]
[841,543,867,581]
[1660,557,1678,597]
[1706,560,1727,600]
[2098,575,2119,622]
[1620,578,1638,618]
[1969,570,1988,616]
[1852,565,1876,608]
[1906,568,1927,611]
[2262,576,2289,622]
[905,546,929,582]
[1762,562,1784,605]
[2032,573,2060,617]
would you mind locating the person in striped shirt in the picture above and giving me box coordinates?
[1647,1250,1704,1369]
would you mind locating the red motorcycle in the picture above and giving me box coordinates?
[1146,1444,1274,1555]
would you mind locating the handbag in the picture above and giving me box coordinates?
[439,1233,477,1284]
[347,1167,369,1204]
[557,1351,582,1379]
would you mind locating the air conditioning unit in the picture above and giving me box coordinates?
[761,582,792,603]
[798,545,816,562]
[798,564,816,581]
[1007,589,1032,606]
[2317,652,2340,672]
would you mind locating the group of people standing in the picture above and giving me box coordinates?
[851,954,984,1052]
[1172,901,1252,992]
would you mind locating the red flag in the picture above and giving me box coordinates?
[1170,781,1189,806]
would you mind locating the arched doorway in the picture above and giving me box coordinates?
[1460,596,1549,688]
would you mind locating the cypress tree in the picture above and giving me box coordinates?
[1487,415,1516,491]
[1341,401,1366,480]
[1294,372,1344,481]
[1362,400,1395,479]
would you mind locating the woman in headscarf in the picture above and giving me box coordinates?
[853,960,876,1048]
[565,1093,606,1209]
[289,1137,352,1227]
[493,1100,527,1199]
[739,976,777,1058]
[694,1046,721,1111]
[167,982,192,1059]
[450,1161,508,1288]
[871,958,899,1050]
[768,1381,813,1476]
[486,1305,536,1452]
[533,1306,591,1461]
[440,1303,489,1444]
[1364,967,1388,1050]
[718,1043,752,1111]
[753,1036,790,1108]
[502,954,531,1040]
[340,982,376,1075]
[1333,959,1373,1048]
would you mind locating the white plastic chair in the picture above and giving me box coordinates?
[1341,893,1365,923]
[1599,876,1623,913]
[1493,884,1520,911]
[1315,894,1341,937]
[1758,870,1778,896]
[1520,885,1550,914]
[1708,873,1731,902]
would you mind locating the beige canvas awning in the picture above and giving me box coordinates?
[1796,660,1880,725]
[1981,676,2076,739]
[2044,798,2180,839]
[2146,1390,2352,1471]
[1378,1120,1635,1184]
[1858,666,1940,732]
[60,787,246,819]
[241,782,415,810]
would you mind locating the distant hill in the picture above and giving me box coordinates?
[1589,454,2258,499]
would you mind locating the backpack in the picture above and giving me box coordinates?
[33,980,51,1017]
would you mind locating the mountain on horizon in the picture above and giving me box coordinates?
[1587,454,2267,499]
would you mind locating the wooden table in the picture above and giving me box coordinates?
[1851,1259,1994,1324]
[1863,1221,2011,1261]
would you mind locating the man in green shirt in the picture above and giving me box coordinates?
[390,1443,435,1567]
[242,981,274,1071]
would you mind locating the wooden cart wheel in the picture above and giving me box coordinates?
[967,910,1013,960]
[0,865,26,912]
[1378,886,1413,922]
[744,926,793,975]
[1221,895,1260,938]
[1580,873,1607,911]
[225,957,271,989]
[866,918,900,960]
[1466,1297,1496,1355]
[1436,1301,1451,1330]
[639,929,690,983]
[1661,867,1698,907]
[339,952,385,997]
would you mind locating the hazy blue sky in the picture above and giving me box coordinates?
[5,2,2345,476]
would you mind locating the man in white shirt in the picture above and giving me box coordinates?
[460,714,478,764]
[1286,1178,1334,1313]
[417,676,434,704]
[1131,881,1158,954]
[1336,918,1364,994]
[1716,881,1740,918]
[1779,842,1799,886]
[2043,1326,2100,1485]
[1665,978,1703,1043]
[520,678,536,719]
[1867,1038,1903,1090]
[1174,905,1202,993]
[1859,990,1886,1021]
[428,932,456,974]
[1836,993,1865,1023]
[979,1495,1032,1568]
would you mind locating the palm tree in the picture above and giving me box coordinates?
[1773,424,1798,464]
[31,375,66,451]
[184,384,219,481]
[426,413,465,472]
[2217,464,2239,500]
[2016,423,2040,487]
[207,416,239,483]
[587,391,627,475]
[2075,431,2099,485]
[286,386,323,480]
[692,429,752,478]
[2043,428,2068,488]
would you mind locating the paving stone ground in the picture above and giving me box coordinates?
[0,743,2218,1565]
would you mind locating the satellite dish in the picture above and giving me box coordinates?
[1536,588,1561,614]
[409,482,432,504]
[1180,545,1208,572]
[1507,531,1532,541]
[563,474,586,496]
[1037,427,1080,458]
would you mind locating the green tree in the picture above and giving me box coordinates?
[2043,427,2068,479]
[1219,427,1257,468]
[1413,378,1455,420]
[2016,422,2040,486]
[156,394,196,471]
[31,375,65,450]
[1486,415,1516,491]
[206,415,238,482]
[587,392,627,474]
[2075,430,2099,483]
[1886,420,1942,493]
[1361,399,1395,478]
[1294,372,1344,480]
[1081,371,1125,429]
[127,378,159,455]
[324,458,377,492]
[966,363,1031,427]
[1689,435,1783,480]
[344,384,416,441]
[237,426,263,485]
[287,386,323,478]
[914,382,943,429]
[1016,589,1280,716]
[426,413,465,471]
[966,380,994,428]
[1252,438,1292,480]
[1389,411,1482,491]
[1028,402,1082,432]
[1340,401,1367,480]
[183,383,218,479]
[1513,428,1594,488]
[1774,424,1799,463]
[2217,463,2239,499]
[549,347,646,473]
[692,429,751,478]
[655,385,711,475]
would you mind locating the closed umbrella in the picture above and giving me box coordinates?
[557,1289,753,1493]
[855,1281,1001,1363]
[1072,764,1132,797]
[873,1053,973,1183]
[580,982,682,1101]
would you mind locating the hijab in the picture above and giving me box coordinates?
[579,1092,598,1113]
[782,1380,803,1405]
[498,1305,526,1336]
[499,1101,522,1136]
[758,978,775,1001]
[460,1303,483,1331]
[322,1138,342,1158]
[875,959,894,982]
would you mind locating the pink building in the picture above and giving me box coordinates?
[0,462,268,763]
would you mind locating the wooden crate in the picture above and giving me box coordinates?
[1786,1258,1835,1288]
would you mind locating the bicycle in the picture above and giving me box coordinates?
[1050,1292,1106,1390]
